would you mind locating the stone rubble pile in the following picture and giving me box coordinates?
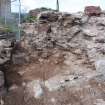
[23,10,105,63]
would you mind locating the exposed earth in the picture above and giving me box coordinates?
[0,9,105,105]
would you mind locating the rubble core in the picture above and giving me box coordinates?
[1,9,105,105]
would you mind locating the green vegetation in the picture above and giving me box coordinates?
[3,26,13,33]
[0,16,18,33]
[4,24,18,33]
[23,15,37,23]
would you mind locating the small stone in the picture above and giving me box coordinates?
[74,49,82,55]
[26,80,44,99]
[64,79,70,82]
[83,29,97,37]
[95,60,105,75]
[45,79,62,91]
[18,71,26,76]
[9,84,18,91]
[38,58,44,62]
[74,76,78,80]
[0,98,4,105]
[22,82,26,86]
[51,98,56,103]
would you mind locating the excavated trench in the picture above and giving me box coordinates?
[0,38,105,105]
[0,46,65,91]
[1,47,105,105]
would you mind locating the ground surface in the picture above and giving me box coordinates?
[1,49,105,105]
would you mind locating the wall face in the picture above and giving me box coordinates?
[0,0,11,17]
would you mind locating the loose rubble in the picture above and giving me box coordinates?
[1,7,105,105]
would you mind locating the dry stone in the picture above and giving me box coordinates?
[95,60,105,75]
[25,80,44,99]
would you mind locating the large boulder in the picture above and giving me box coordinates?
[84,6,102,16]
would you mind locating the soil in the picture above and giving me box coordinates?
[1,49,105,105]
